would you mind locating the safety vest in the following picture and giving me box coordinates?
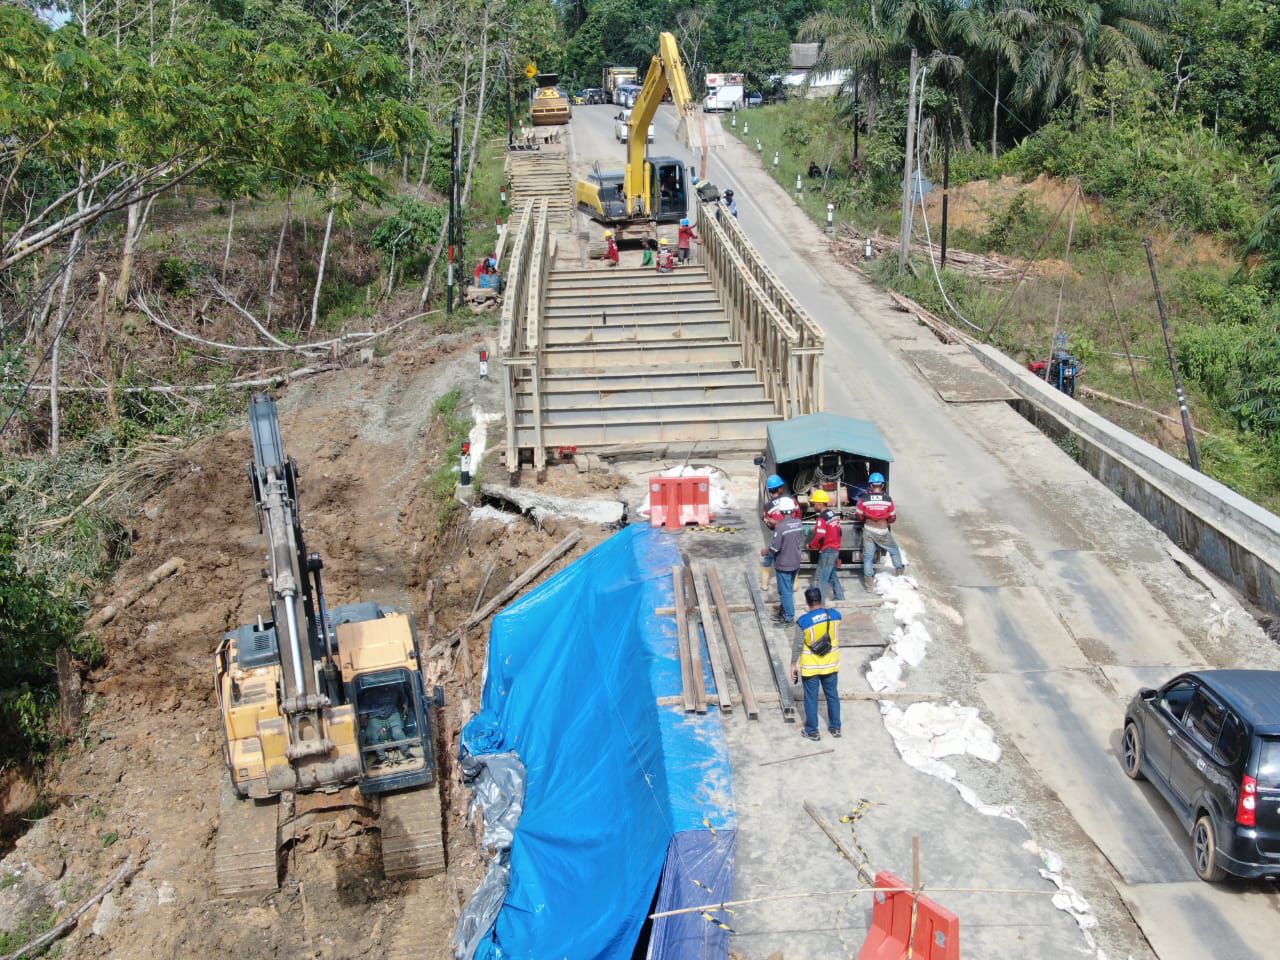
[797,609,841,677]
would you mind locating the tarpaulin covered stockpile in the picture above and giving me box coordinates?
[456,525,735,960]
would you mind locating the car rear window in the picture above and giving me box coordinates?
[1259,738,1280,790]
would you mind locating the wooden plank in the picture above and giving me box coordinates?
[653,602,752,616]
[691,564,733,714]
[671,568,696,713]
[682,567,708,714]
[745,570,796,722]
[706,566,760,719]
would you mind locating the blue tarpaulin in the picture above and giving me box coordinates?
[459,525,736,960]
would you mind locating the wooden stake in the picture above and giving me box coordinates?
[707,566,759,719]
[804,800,875,884]
[691,565,733,714]
[672,568,697,713]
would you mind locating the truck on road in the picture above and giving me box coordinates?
[703,72,745,112]
[603,66,638,103]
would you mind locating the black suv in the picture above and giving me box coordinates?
[1123,670,1280,881]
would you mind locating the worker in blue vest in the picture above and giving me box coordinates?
[791,586,842,741]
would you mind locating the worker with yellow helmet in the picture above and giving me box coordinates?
[656,235,677,274]
[807,487,844,602]
[603,229,619,267]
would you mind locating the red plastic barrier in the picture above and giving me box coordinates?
[648,477,712,529]
[859,870,960,960]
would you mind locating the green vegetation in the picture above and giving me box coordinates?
[707,0,1280,507]
[425,389,475,530]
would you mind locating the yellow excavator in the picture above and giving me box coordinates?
[212,395,444,895]
[531,73,571,126]
[576,31,718,236]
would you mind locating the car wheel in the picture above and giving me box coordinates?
[1192,815,1227,882]
[1121,722,1145,781]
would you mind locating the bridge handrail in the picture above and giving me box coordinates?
[697,201,823,416]
[499,198,537,359]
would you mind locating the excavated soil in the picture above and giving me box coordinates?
[0,343,614,958]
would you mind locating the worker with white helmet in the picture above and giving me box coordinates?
[808,488,844,602]
[760,498,804,623]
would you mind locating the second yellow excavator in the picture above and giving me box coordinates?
[576,31,718,236]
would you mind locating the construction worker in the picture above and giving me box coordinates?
[721,188,739,218]
[855,472,905,590]
[641,238,656,267]
[361,688,410,765]
[762,474,789,528]
[791,586,842,740]
[656,238,677,273]
[808,488,844,602]
[677,218,699,263]
[761,501,804,623]
[603,230,619,267]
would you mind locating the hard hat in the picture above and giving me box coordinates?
[868,472,885,485]
[604,230,614,238]
[680,218,689,226]
[774,496,796,514]
[766,474,785,490]
[724,189,734,198]
[659,238,669,246]
[810,489,830,504]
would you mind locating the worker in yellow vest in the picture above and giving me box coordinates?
[791,586,842,741]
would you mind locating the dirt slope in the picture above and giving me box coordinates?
[1,342,606,958]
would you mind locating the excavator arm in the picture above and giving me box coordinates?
[623,31,707,218]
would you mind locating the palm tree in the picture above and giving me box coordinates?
[951,0,1037,155]
[1014,0,1167,118]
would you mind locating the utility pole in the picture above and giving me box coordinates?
[897,48,919,275]
[852,78,860,160]
[1143,238,1201,471]
[941,106,952,266]
[447,109,459,315]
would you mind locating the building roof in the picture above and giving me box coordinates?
[790,43,820,69]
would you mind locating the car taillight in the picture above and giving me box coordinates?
[1237,774,1258,827]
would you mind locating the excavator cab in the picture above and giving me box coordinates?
[352,669,433,792]
[651,159,687,221]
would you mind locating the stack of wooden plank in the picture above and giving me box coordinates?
[505,149,574,230]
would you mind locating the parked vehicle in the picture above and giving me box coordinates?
[702,72,744,112]
[745,91,764,107]
[613,108,654,144]
[753,413,894,570]
[581,87,607,105]
[1122,670,1280,881]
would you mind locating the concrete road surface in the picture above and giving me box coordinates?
[567,103,1280,959]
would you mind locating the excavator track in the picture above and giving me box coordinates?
[213,775,281,897]
[380,784,445,880]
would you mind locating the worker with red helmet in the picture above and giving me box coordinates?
[855,472,904,590]
[808,488,844,601]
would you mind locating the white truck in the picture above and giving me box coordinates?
[703,72,745,112]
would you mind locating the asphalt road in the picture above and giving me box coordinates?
[566,103,1280,960]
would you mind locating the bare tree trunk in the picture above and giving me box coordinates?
[221,200,235,283]
[992,70,1000,158]
[266,186,294,327]
[113,198,142,305]
[310,191,337,330]
[459,7,492,211]
[51,231,80,457]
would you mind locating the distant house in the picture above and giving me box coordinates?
[779,42,849,99]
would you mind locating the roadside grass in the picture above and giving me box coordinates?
[730,98,1280,511]
[424,389,475,530]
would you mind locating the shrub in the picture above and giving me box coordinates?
[0,527,87,766]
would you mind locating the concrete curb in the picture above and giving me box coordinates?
[970,343,1280,615]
